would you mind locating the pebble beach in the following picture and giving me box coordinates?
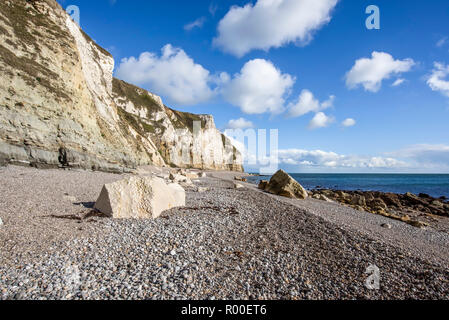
[0,165,448,300]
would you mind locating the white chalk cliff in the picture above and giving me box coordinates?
[0,0,243,172]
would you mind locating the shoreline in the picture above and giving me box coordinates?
[209,171,449,265]
[244,174,449,234]
[0,165,448,299]
[246,174,449,200]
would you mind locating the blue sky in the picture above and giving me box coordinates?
[58,0,449,173]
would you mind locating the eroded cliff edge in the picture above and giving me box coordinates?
[0,0,243,172]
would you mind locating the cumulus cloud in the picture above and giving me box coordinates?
[427,62,449,97]
[345,52,415,92]
[116,44,217,106]
[227,118,254,129]
[342,118,356,127]
[277,149,406,169]
[287,89,334,118]
[308,112,334,129]
[222,59,294,114]
[184,17,206,31]
[213,0,339,57]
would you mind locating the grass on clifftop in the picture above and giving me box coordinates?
[113,79,162,116]
[80,29,112,59]
[113,79,208,133]
[0,0,68,50]
[167,108,206,133]
[117,106,156,136]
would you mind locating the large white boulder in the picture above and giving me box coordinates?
[94,176,185,219]
[167,183,186,207]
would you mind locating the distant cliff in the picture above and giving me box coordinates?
[0,0,243,172]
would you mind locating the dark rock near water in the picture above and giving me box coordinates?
[310,188,449,229]
[258,180,269,191]
[380,193,402,208]
[264,170,308,199]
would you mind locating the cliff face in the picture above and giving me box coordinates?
[0,0,243,172]
[112,79,243,171]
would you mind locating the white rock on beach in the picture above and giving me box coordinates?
[234,183,245,190]
[186,173,199,179]
[169,173,191,184]
[318,194,333,202]
[63,194,77,203]
[167,183,186,207]
[0,217,3,226]
[156,173,170,180]
[94,176,185,219]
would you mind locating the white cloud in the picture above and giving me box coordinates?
[342,118,356,127]
[244,144,449,172]
[388,144,449,168]
[277,149,406,169]
[392,78,405,87]
[222,59,294,114]
[436,36,447,48]
[345,52,415,92]
[213,0,339,57]
[116,44,216,106]
[227,118,254,129]
[277,144,449,171]
[287,89,334,118]
[308,112,334,129]
[184,17,206,31]
[427,62,449,97]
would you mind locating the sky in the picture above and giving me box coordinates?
[57,0,449,173]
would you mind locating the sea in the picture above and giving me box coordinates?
[247,173,449,199]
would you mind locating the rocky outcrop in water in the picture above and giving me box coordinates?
[0,0,242,172]
[311,189,449,229]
